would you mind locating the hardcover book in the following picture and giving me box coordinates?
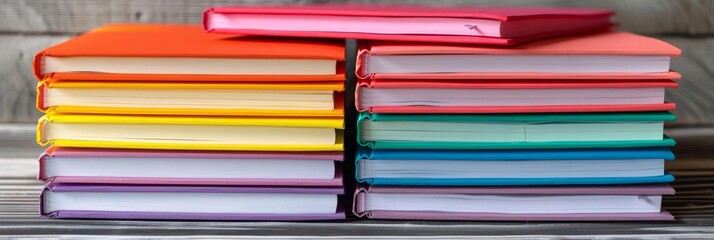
[37,80,346,117]
[356,31,681,80]
[204,5,612,45]
[37,112,344,151]
[354,185,674,221]
[40,147,344,186]
[34,24,345,82]
[42,183,345,220]
[357,112,676,149]
[356,79,677,113]
[356,148,674,185]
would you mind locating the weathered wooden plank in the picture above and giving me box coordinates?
[0,170,714,238]
[660,36,714,125]
[0,0,321,34]
[0,158,36,178]
[0,0,712,35]
[0,34,72,123]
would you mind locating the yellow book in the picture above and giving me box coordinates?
[37,79,345,117]
[37,112,344,151]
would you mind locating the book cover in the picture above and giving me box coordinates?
[39,147,345,186]
[205,5,612,45]
[34,24,345,82]
[356,79,677,113]
[41,183,345,220]
[357,31,681,79]
[353,185,675,221]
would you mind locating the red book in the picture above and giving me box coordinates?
[356,79,677,114]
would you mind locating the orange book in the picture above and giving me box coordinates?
[34,24,345,82]
[36,79,345,117]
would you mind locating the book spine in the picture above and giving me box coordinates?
[352,187,370,218]
[38,182,56,218]
[36,80,49,112]
[36,116,50,146]
[354,81,371,112]
[37,148,53,180]
[32,52,48,81]
[355,43,374,80]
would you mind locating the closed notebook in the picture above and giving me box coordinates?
[34,24,345,82]
[41,183,345,220]
[356,148,674,186]
[37,112,344,151]
[37,79,345,117]
[204,5,612,45]
[358,112,676,149]
[353,185,674,221]
[356,79,677,113]
[357,31,681,80]
[39,147,344,186]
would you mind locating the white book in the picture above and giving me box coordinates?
[364,193,662,214]
[360,159,664,179]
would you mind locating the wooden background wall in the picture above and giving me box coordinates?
[1,0,713,124]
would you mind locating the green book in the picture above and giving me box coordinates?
[357,112,676,150]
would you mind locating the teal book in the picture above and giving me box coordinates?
[357,112,676,150]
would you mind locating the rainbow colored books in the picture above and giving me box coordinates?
[33,4,684,222]
[346,11,681,221]
[34,24,346,220]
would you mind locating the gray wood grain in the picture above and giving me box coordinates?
[661,36,714,125]
[0,159,36,178]
[0,162,713,238]
[0,0,320,34]
[0,0,712,35]
[0,34,71,123]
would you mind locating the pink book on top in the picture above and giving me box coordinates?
[357,31,682,80]
[204,4,613,45]
[38,147,344,187]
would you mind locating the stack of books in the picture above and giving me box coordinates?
[34,24,346,220]
[32,4,684,222]
[349,21,682,220]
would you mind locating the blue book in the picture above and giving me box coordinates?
[356,148,674,186]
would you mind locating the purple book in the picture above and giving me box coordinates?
[353,185,675,221]
[39,147,343,187]
[41,182,345,221]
